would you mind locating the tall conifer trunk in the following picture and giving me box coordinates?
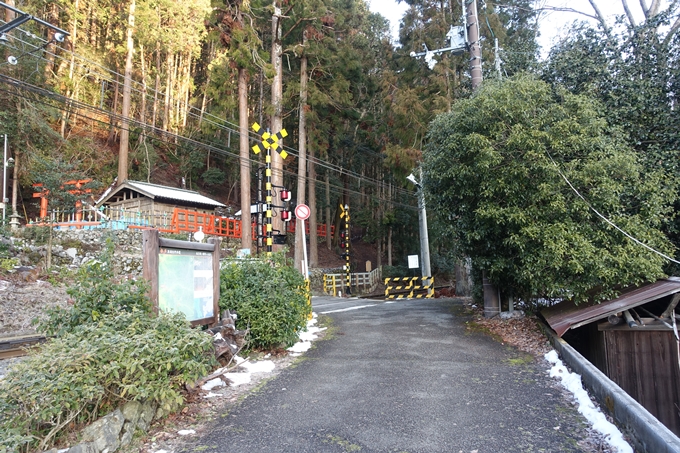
[118,0,135,184]
[239,67,252,251]
[270,0,284,248]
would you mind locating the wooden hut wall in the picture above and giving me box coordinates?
[562,323,608,373]
[104,196,214,228]
[604,330,680,435]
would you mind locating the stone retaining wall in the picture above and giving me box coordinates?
[42,400,157,453]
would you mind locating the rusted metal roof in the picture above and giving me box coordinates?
[541,277,680,337]
[96,181,225,208]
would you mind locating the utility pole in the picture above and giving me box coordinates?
[270,0,284,250]
[466,0,482,90]
[495,38,501,78]
[2,134,7,220]
[408,171,431,279]
[465,0,498,316]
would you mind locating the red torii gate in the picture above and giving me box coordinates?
[32,179,93,221]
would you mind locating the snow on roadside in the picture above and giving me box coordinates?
[545,350,633,453]
[196,312,325,393]
[287,313,327,355]
[160,313,326,450]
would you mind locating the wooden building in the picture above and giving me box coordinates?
[95,181,226,229]
[542,278,680,436]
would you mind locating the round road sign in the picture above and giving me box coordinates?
[295,204,310,220]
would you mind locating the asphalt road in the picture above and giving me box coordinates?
[180,296,592,453]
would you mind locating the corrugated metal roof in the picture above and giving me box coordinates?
[541,277,680,337]
[96,181,226,208]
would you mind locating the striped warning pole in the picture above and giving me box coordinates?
[340,204,350,295]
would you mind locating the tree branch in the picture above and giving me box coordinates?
[640,0,651,17]
[587,0,612,34]
[649,0,662,17]
[622,0,637,27]
[663,14,680,46]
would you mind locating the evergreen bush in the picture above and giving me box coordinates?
[0,239,216,452]
[219,254,310,350]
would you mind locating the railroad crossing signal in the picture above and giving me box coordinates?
[251,122,289,254]
[251,123,289,159]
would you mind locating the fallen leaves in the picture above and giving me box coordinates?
[468,308,552,358]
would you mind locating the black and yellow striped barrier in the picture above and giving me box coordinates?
[384,276,434,299]
[323,274,338,295]
[305,279,312,320]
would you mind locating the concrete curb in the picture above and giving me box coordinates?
[539,321,680,453]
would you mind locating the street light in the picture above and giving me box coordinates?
[407,169,431,278]
[2,134,15,221]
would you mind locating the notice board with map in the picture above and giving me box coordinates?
[142,229,220,326]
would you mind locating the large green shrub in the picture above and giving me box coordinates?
[0,311,214,453]
[219,254,311,350]
[0,238,216,453]
[423,75,675,304]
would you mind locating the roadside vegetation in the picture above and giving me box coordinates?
[0,237,312,453]
[219,252,311,350]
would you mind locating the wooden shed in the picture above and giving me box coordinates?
[542,277,680,436]
[95,181,226,229]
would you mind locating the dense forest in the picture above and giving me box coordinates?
[1,0,679,300]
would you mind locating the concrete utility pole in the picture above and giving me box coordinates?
[408,170,431,279]
[465,1,499,317]
[466,0,482,90]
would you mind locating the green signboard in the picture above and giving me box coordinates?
[142,230,219,326]
[158,247,214,322]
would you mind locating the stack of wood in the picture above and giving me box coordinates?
[207,310,247,363]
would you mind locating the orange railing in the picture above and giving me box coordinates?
[28,206,334,239]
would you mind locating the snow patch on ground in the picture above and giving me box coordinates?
[287,313,327,353]
[545,350,633,453]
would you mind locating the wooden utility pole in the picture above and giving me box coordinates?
[118,0,135,184]
[270,1,284,248]
[239,67,252,251]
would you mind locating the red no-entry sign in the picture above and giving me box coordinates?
[295,204,310,220]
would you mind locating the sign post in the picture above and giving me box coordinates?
[295,203,310,279]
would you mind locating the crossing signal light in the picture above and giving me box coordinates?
[281,210,291,222]
[280,189,291,201]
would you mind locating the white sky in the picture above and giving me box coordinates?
[367,0,653,56]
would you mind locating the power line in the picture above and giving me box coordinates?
[0,74,418,211]
[545,150,679,265]
[1,22,418,200]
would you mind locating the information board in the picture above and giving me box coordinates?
[158,247,214,322]
[142,230,220,326]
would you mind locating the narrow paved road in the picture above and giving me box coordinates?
[180,297,593,453]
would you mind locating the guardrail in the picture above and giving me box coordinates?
[323,267,382,296]
[384,277,434,299]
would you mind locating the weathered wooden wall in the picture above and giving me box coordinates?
[604,330,680,435]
